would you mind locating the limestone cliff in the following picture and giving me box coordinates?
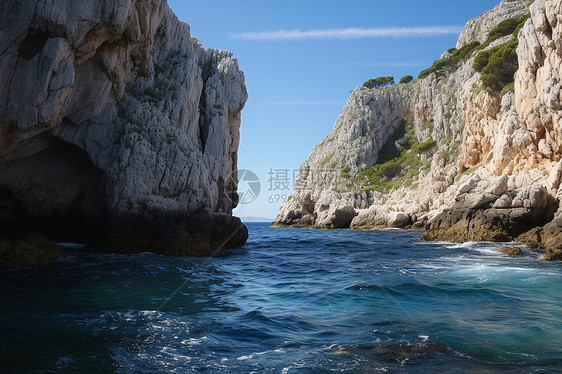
[0,0,248,263]
[274,0,562,260]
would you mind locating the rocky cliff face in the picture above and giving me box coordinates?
[0,0,248,263]
[274,0,562,260]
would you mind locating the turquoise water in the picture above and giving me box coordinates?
[1,223,561,373]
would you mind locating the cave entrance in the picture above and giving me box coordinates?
[0,137,107,242]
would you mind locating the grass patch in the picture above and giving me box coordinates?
[441,135,453,145]
[318,134,336,147]
[320,151,335,169]
[422,120,434,130]
[472,83,484,99]
[439,143,459,164]
[354,120,437,194]
[456,164,481,181]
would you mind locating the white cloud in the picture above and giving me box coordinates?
[260,100,346,106]
[231,26,463,41]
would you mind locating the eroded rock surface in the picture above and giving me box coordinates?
[0,0,248,262]
[274,0,562,260]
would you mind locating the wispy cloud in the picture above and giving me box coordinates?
[259,100,346,106]
[329,62,425,67]
[231,26,463,41]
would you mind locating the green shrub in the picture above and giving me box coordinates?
[473,13,530,51]
[363,76,395,89]
[413,138,437,153]
[418,41,481,79]
[154,63,167,77]
[144,87,162,102]
[473,40,518,92]
[382,163,402,178]
[399,75,414,84]
[513,13,530,38]
[439,143,459,164]
[501,81,515,96]
[488,14,529,42]
[453,41,482,59]
[417,14,528,81]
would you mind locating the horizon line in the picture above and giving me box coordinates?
[231,26,463,41]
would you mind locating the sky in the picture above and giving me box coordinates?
[167,0,501,220]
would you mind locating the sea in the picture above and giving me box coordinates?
[1,222,561,373]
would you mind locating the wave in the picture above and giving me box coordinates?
[345,284,403,296]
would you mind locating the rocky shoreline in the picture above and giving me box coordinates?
[273,0,562,260]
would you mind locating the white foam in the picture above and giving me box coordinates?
[181,337,207,346]
[237,348,285,361]
[471,247,505,256]
[420,241,451,245]
[418,335,429,342]
[418,263,448,270]
[447,241,483,249]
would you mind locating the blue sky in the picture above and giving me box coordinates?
[168,0,500,219]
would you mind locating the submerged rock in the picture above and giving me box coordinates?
[0,233,63,269]
[0,0,248,261]
[497,246,523,256]
[518,214,562,260]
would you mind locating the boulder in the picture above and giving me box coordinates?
[350,206,411,229]
[316,205,358,229]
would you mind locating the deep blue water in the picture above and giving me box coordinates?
[1,223,562,373]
